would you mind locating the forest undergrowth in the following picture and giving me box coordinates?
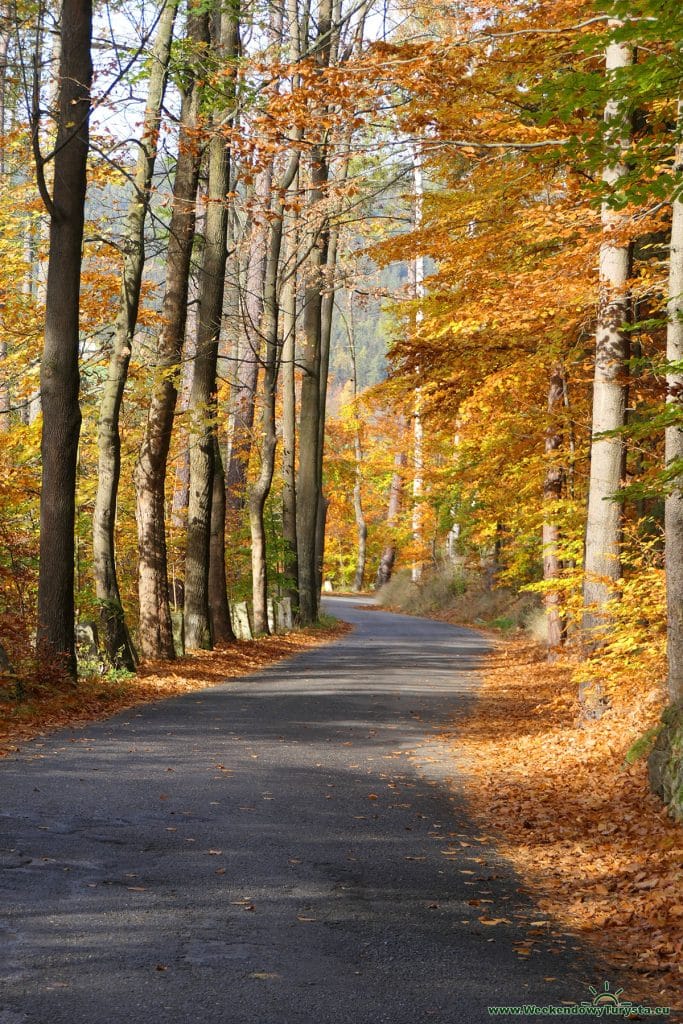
[446,637,682,1011]
[0,620,349,756]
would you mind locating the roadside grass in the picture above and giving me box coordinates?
[0,619,350,755]
[377,567,540,633]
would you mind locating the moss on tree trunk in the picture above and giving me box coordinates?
[648,703,683,821]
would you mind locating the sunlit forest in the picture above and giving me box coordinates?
[0,0,682,1011]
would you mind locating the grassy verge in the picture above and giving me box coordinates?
[376,568,541,635]
[0,619,351,756]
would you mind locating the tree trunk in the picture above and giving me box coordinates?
[344,295,366,593]
[543,366,566,657]
[36,0,92,677]
[281,202,299,612]
[0,26,9,432]
[93,0,176,670]
[411,146,425,584]
[296,0,333,625]
[376,451,407,588]
[249,153,300,634]
[133,9,208,661]
[225,167,271,520]
[665,101,683,703]
[0,638,13,673]
[582,29,633,638]
[209,435,236,642]
[185,4,239,650]
[296,206,326,622]
[352,429,367,592]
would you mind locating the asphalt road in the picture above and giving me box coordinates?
[1,598,606,1024]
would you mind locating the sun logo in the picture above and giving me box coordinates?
[586,981,627,1007]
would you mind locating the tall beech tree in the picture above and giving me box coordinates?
[184,1,240,651]
[281,202,299,611]
[664,103,683,703]
[134,4,209,661]
[93,0,178,670]
[224,166,270,519]
[248,146,301,634]
[582,26,633,638]
[35,0,92,675]
[296,0,333,625]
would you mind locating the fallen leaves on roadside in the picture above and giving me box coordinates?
[447,637,682,1010]
[0,621,351,754]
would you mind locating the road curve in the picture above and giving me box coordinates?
[0,598,600,1024]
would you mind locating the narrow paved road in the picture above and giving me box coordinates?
[1,599,601,1024]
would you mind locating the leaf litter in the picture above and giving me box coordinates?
[444,637,682,1010]
[0,621,350,754]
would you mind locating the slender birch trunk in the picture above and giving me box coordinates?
[376,450,407,588]
[344,297,366,592]
[664,102,683,703]
[185,3,239,650]
[543,366,566,657]
[281,205,299,611]
[0,23,9,432]
[133,8,208,661]
[352,429,367,592]
[35,0,92,676]
[314,209,340,597]
[582,28,633,638]
[93,0,177,670]
[411,146,425,584]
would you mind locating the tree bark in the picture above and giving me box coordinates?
[185,3,239,650]
[376,451,407,588]
[297,207,326,623]
[249,152,300,634]
[344,296,366,592]
[411,146,425,584]
[209,435,236,642]
[133,8,208,661]
[352,429,367,592]
[543,366,567,657]
[582,29,632,638]
[225,167,271,520]
[665,101,683,703]
[36,0,92,676]
[281,202,299,612]
[296,0,333,625]
[93,0,177,670]
[0,24,10,432]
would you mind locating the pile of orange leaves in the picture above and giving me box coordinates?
[448,637,682,1011]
